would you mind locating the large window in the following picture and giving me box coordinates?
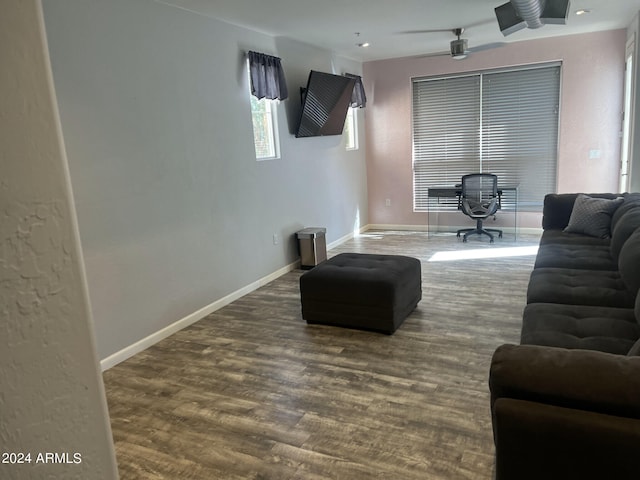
[412,63,560,211]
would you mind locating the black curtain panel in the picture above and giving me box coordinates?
[248,51,288,101]
[344,73,367,108]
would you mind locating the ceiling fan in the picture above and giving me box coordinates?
[403,27,506,60]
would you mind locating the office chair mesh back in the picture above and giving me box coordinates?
[461,174,499,218]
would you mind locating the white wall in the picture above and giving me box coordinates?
[41,0,368,362]
[0,1,118,478]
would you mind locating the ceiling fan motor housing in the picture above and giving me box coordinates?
[450,38,468,58]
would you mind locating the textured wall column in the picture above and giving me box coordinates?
[0,1,119,479]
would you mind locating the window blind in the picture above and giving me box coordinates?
[412,63,560,212]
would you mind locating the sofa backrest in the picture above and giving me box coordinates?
[610,208,640,263]
[611,195,640,231]
[618,228,640,294]
[542,193,621,230]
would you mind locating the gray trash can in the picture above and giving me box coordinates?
[296,227,327,269]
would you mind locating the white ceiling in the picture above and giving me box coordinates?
[157,0,639,61]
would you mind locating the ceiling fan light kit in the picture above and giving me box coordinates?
[495,0,571,36]
[449,29,469,59]
[450,38,468,59]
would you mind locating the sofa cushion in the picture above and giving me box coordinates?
[535,206,640,270]
[628,339,640,356]
[539,229,611,247]
[563,194,624,239]
[534,243,616,270]
[522,303,640,355]
[527,268,635,308]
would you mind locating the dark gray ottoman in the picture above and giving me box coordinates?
[299,253,422,334]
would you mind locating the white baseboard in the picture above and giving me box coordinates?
[100,259,301,371]
[328,225,371,249]
[365,224,429,232]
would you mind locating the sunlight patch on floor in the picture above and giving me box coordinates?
[428,245,539,262]
[356,233,385,239]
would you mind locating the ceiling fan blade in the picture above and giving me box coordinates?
[413,50,451,59]
[399,17,494,36]
[398,28,454,35]
[468,42,508,53]
[463,18,498,29]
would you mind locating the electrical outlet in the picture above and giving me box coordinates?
[385,198,391,207]
[272,233,279,245]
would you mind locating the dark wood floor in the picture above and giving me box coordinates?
[103,230,539,479]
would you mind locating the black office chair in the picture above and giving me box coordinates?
[456,173,503,243]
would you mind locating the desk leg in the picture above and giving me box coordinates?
[427,195,430,237]
[514,188,518,241]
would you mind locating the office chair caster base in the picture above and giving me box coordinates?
[457,227,500,243]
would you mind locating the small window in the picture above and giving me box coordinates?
[345,107,358,150]
[250,94,279,160]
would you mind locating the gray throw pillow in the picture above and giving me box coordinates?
[628,338,640,356]
[564,194,624,238]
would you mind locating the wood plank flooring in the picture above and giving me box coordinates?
[103,231,539,479]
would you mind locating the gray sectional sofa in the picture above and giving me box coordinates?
[489,192,640,480]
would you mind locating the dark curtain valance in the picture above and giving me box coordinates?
[345,73,367,108]
[248,51,288,101]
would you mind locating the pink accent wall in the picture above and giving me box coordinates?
[363,30,627,229]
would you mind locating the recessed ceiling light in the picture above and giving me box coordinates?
[576,9,591,15]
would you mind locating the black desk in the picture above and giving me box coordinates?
[426,186,519,239]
